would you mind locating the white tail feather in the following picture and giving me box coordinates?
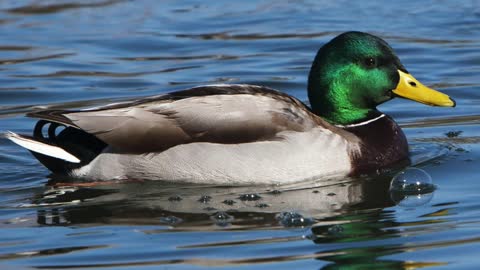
[5,131,81,163]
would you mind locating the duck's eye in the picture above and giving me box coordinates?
[363,57,376,68]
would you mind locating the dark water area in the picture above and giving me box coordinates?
[0,0,480,269]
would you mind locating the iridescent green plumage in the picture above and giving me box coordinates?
[308,31,407,125]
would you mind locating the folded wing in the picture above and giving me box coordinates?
[27,85,326,153]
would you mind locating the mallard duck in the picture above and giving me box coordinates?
[6,31,455,185]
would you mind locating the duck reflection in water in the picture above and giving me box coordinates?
[31,169,442,269]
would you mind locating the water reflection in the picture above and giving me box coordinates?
[33,174,396,227]
[5,0,124,15]
[0,53,74,66]
[0,0,478,268]
[26,172,451,269]
[317,246,447,270]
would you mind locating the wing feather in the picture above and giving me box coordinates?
[27,85,328,153]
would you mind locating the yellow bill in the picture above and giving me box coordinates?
[392,70,456,107]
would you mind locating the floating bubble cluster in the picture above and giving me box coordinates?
[389,167,436,207]
[276,211,314,227]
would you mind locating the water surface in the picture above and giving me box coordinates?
[1,1,480,269]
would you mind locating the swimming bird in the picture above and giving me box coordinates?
[6,31,455,185]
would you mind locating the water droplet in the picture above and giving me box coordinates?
[198,195,212,203]
[211,211,233,221]
[270,190,282,195]
[255,203,269,208]
[239,193,262,201]
[327,224,344,235]
[445,130,462,138]
[389,167,435,207]
[159,215,182,225]
[276,211,314,227]
[222,199,236,205]
[211,211,233,226]
[168,195,183,202]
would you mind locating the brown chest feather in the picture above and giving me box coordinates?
[347,116,410,175]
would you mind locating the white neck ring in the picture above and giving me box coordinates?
[335,114,386,128]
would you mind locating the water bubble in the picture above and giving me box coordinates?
[168,195,183,202]
[238,193,262,201]
[255,203,269,208]
[222,199,236,205]
[211,211,233,221]
[327,224,344,235]
[445,130,462,138]
[389,167,436,207]
[198,195,212,203]
[390,168,435,193]
[159,215,183,225]
[211,211,233,226]
[276,211,314,227]
[270,190,282,195]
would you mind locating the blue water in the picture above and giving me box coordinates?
[1,1,480,269]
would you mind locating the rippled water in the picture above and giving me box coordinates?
[1,1,480,269]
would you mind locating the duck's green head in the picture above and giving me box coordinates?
[308,31,455,125]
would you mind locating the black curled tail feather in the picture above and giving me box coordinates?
[32,120,107,174]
